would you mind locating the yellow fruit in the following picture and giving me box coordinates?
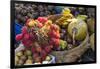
[68,19,87,40]
[28,19,37,27]
[45,20,52,25]
[45,56,51,61]
[16,51,23,57]
[18,59,24,65]
[56,8,73,28]
[20,55,27,61]
[25,59,33,64]
[62,8,71,15]
[90,33,95,51]
[25,50,32,56]
[15,56,19,62]
[28,56,33,60]
[15,56,19,65]
[28,22,34,27]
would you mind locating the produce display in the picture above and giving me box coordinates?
[15,3,62,25]
[15,49,53,65]
[14,3,96,66]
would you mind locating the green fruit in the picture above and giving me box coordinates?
[25,50,32,56]
[16,51,23,57]
[68,19,87,40]
[45,56,51,61]
[25,59,33,64]
[59,40,68,50]
[87,18,95,34]
[90,33,95,51]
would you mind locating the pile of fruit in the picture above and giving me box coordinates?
[15,3,62,25]
[15,17,60,65]
[15,49,52,65]
[15,4,95,65]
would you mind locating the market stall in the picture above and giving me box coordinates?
[14,3,95,66]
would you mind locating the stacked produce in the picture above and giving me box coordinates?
[15,3,62,25]
[15,4,95,65]
[15,17,60,65]
[15,49,52,65]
